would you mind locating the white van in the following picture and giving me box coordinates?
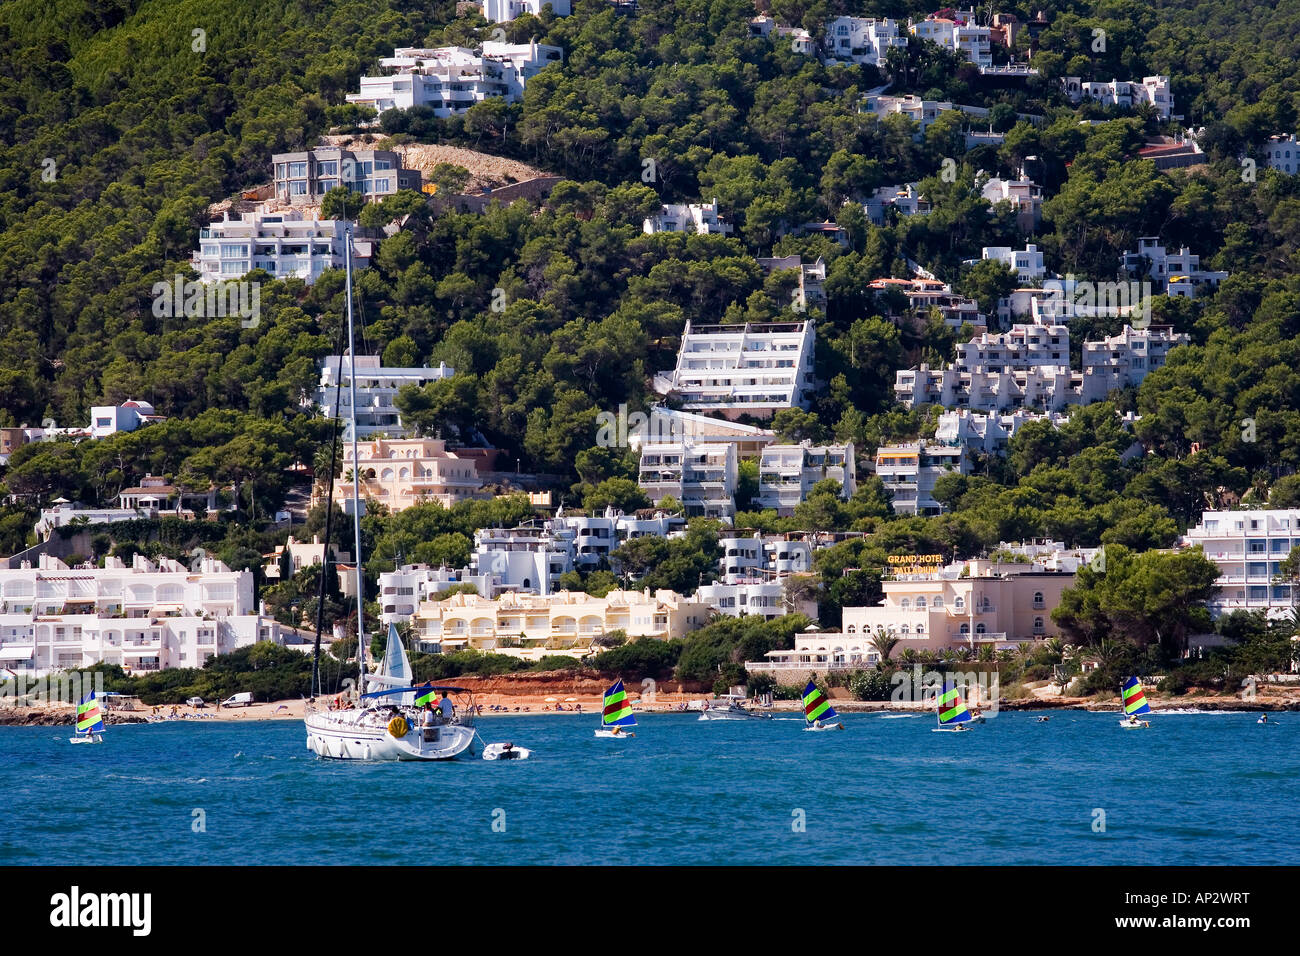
[221,692,254,707]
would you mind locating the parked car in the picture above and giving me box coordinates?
[185,697,206,708]
[220,692,254,707]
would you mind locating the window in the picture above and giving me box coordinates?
[954,597,965,610]
[976,623,986,634]
[1033,616,1045,633]
[960,623,970,635]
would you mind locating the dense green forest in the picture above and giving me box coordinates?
[4,0,1300,665]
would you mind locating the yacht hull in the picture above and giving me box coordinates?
[305,711,475,761]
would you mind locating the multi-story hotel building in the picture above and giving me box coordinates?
[895,321,1186,412]
[347,42,563,116]
[1181,509,1300,618]
[331,438,482,515]
[655,319,816,419]
[637,440,738,517]
[874,441,966,516]
[754,442,856,516]
[191,211,370,284]
[315,354,455,440]
[271,147,421,204]
[377,565,505,627]
[0,554,279,675]
[411,588,714,660]
[840,554,1078,652]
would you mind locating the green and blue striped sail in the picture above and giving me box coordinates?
[1121,677,1152,716]
[76,691,104,734]
[937,683,972,725]
[601,679,637,727]
[802,682,838,725]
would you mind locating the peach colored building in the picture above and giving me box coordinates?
[330,437,482,514]
[413,588,714,661]
[842,556,1076,652]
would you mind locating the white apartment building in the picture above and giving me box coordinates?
[333,438,482,515]
[377,565,505,626]
[315,354,455,440]
[1080,324,1186,394]
[910,15,992,69]
[749,16,815,55]
[638,441,738,518]
[895,321,1187,412]
[980,174,1044,232]
[717,533,815,584]
[865,183,931,225]
[1062,75,1173,120]
[754,442,857,516]
[934,408,1069,457]
[874,441,967,515]
[0,554,279,675]
[655,319,817,419]
[1265,134,1300,175]
[191,211,369,284]
[412,588,713,660]
[1119,237,1228,298]
[482,0,571,22]
[976,244,1045,282]
[1181,509,1300,619]
[470,523,575,597]
[347,42,563,116]
[823,16,908,66]
[695,579,792,620]
[625,407,776,460]
[643,199,733,235]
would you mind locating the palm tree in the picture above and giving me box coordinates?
[868,627,900,668]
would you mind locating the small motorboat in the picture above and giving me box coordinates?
[483,742,531,760]
[698,695,773,721]
[1035,715,1051,723]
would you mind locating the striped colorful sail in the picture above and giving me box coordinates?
[76,692,104,734]
[802,682,838,725]
[1121,677,1152,716]
[937,683,972,725]
[601,679,637,727]
[413,684,437,707]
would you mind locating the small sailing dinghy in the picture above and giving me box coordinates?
[1119,677,1152,728]
[802,682,844,731]
[69,691,105,744]
[933,682,974,733]
[595,679,636,737]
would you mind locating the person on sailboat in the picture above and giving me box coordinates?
[438,690,455,721]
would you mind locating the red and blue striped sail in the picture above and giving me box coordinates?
[1121,677,1151,716]
[601,679,637,727]
[76,691,104,734]
[802,682,838,725]
[937,683,972,725]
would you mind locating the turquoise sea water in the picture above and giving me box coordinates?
[2,711,1298,865]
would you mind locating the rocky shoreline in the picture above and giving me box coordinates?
[0,707,150,727]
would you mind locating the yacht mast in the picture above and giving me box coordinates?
[344,223,366,695]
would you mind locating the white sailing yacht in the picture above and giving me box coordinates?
[303,225,476,762]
